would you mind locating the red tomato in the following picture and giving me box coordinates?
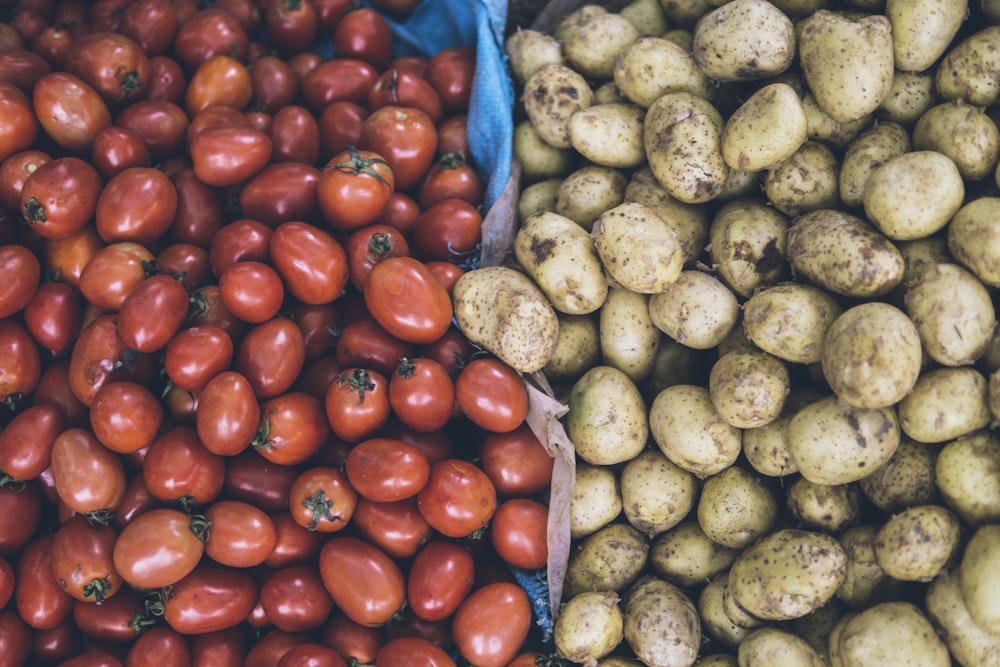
[359,105,437,192]
[89,380,163,455]
[185,54,252,116]
[335,318,415,379]
[376,637,457,667]
[143,54,187,102]
[345,437,431,503]
[204,500,277,568]
[244,630,310,667]
[209,219,272,276]
[288,466,357,533]
[0,82,39,162]
[412,197,483,263]
[189,626,247,667]
[32,72,111,153]
[480,425,555,498]
[0,481,42,556]
[29,614,84,665]
[239,162,323,228]
[490,498,549,570]
[260,565,334,633]
[269,104,321,164]
[15,534,74,630]
[50,428,126,516]
[323,368,391,443]
[345,223,410,291]
[276,644,347,667]
[77,242,156,312]
[382,418,456,465]
[318,611,383,665]
[373,190,421,238]
[70,586,146,643]
[426,46,475,115]
[318,100,368,162]
[364,256,452,345]
[318,147,395,233]
[142,426,225,506]
[197,371,261,457]
[407,540,475,622]
[333,8,392,71]
[23,281,82,357]
[156,242,212,290]
[0,557,12,609]
[117,273,190,353]
[123,625,191,667]
[436,114,470,157]
[351,496,432,560]
[68,314,155,407]
[318,536,405,627]
[163,562,258,635]
[0,244,41,319]
[89,126,151,180]
[388,357,455,433]
[50,514,121,604]
[270,221,350,305]
[301,58,378,113]
[417,459,497,538]
[419,153,485,209]
[256,392,331,466]
[120,0,179,56]
[115,100,189,160]
[234,317,306,399]
[19,157,102,240]
[0,609,32,666]
[0,319,41,410]
[251,55,298,114]
[111,507,207,588]
[265,510,327,568]
[164,325,234,392]
[425,260,465,294]
[218,260,285,324]
[43,226,104,291]
[190,125,272,188]
[368,68,443,124]
[288,301,342,362]
[110,472,161,531]
[222,449,297,512]
[64,32,151,108]
[0,149,51,212]
[455,358,529,434]
[171,8,249,72]
[451,582,532,667]
[95,166,178,245]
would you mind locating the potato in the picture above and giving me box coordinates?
[836,525,899,609]
[948,197,1000,287]
[799,10,894,123]
[708,199,789,299]
[694,656,738,667]
[723,580,765,630]
[663,28,696,51]
[897,367,991,443]
[787,478,862,533]
[567,366,648,466]
[649,521,740,588]
[697,466,779,549]
[650,384,742,478]
[913,101,1000,181]
[742,413,800,478]
[722,83,808,171]
[859,437,939,513]
[728,529,848,621]
[935,430,1000,526]
[620,0,670,36]
[904,262,997,366]
[659,0,714,27]
[700,575,754,649]
[644,92,730,205]
[504,28,563,83]
[738,627,827,667]
[763,140,840,217]
[925,570,1000,667]
[873,504,960,582]
[621,450,699,536]
[563,12,641,81]
[878,69,937,126]
[894,236,954,299]
[554,591,624,663]
[513,122,575,183]
[959,524,1000,635]
[802,92,874,149]
[600,287,661,383]
[523,63,594,150]
[592,203,685,294]
[648,271,740,350]
[886,0,967,72]
[452,267,559,373]
[863,151,965,241]
[708,349,789,429]
[784,600,846,663]
[742,283,842,365]
[641,340,711,400]
[613,37,716,108]
[543,312,602,385]
[936,26,1000,107]
[568,103,646,169]
[786,209,905,298]
[555,165,628,231]
[517,177,560,223]
[624,168,711,266]
[514,211,608,316]
[788,395,901,485]
[564,522,649,598]
[692,0,796,82]
[570,462,624,540]
[716,167,765,202]
[554,4,609,42]
[820,302,923,410]
[623,577,701,667]
[838,121,911,208]
[828,602,950,667]
[593,81,626,105]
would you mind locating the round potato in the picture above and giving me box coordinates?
[614,36,715,108]
[648,271,740,350]
[543,312,602,385]
[592,202,685,294]
[650,521,740,588]
[722,83,808,171]
[874,504,960,582]
[787,478,862,533]
[564,522,649,598]
[619,0,670,36]
[523,63,594,150]
[828,602,950,667]
[650,384,743,478]
[555,591,624,663]
[513,122,575,183]
[593,81,626,105]
[700,575,754,649]
[887,0,967,72]
[913,101,1000,181]
[859,437,939,513]
[621,450,699,536]
[709,349,789,429]
[738,627,826,667]
[553,4,609,42]
[570,462,623,540]
[742,413,800,478]
[504,28,563,83]
[897,367,991,444]
[836,525,899,609]
[568,103,646,169]
[878,69,937,126]
[959,524,1000,635]
[624,577,701,667]
[563,12,641,81]
[838,121,911,208]
[708,199,789,299]
[517,177,561,222]
[948,197,1000,287]
[742,283,842,365]
[935,25,1000,107]
[925,570,1000,667]
[692,0,796,82]
[935,430,1000,526]
[697,466,779,550]
[600,287,661,383]
[624,167,710,266]
[555,165,628,231]
[863,151,965,241]
[763,141,840,217]
[567,365,648,466]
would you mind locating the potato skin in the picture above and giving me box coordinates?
[567,365,648,466]
[887,0,968,72]
[600,287,660,383]
[738,627,826,667]
[648,271,739,350]
[742,283,841,365]
[620,450,698,536]
[692,0,796,82]
[650,521,740,588]
[708,199,789,299]
[925,570,1000,667]
[828,602,951,667]
[523,63,594,150]
[568,103,646,169]
[614,36,715,108]
[897,367,991,444]
[650,384,742,478]
[873,504,961,582]
[959,524,1000,635]
[623,577,701,667]
[592,202,685,294]
[554,591,624,663]
[936,26,1000,107]
[838,121,911,208]
[564,522,649,598]
[935,430,1000,526]
[948,197,1000,287]
[721,83,807,171]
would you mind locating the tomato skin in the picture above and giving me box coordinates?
[251,55,298,114]
[32,72,111,154]
[222,449,297,513]
[265,510,327,569]
[218,260,285,324]
[0,319,41,408]
[425,260,466,294]
[0,149,50,212]
[359,105,437,192]
[389,357,455,433]
[345,437,431,502]
[0,82,39,162]
[244,630,310,667]
[318,147,395,233]
[19,157,102,240]
[333,8,393,71]
[277,643,348,667]
[0,609,32,667]
[16,534,74,630]
[120,0,179,55]
[455,358,530,434]
[419,154,486,210]
[239,162,323,229]
[190,125,272,189]
[480,425,555,498]
[143,426,225,506]
[115,100,189,161]
[89,380,163,455]
[345,223,410,291]
[412,197,482,262]
[301,58,379,113]
[323,368,391,443]
[117,274,190,353]
[95,167,178,246]
[189,626,247,667]
[112,507,206,589]
[197,371,261,457]
[0,245,39,320]
[78,242,155,312]
[260,565,334,633]
[426,46,475,115]
[90,126,151,181]
[185,54,252,116]
[256,392,331,466]
[270,221,350,305]
[288,466,357,534]
[335,318,415,379]
[50,514,122,604]
[0,557,12,609]
[124,625,191,667]
[70,586,143,643]
[318,536,405,627]
[50,428,126,516]
[23,280,82,357]
[490,498,549,570]
[436,115,470,158]
[234,317,306,399]
[407,540,475,622]
[0,481,42,556]
[163,562,259,635]
[318,100,368,163]
[318,611,383,665]
[368,68,443,124]
[0,405,63,484]
[164,325,234,392]
[451,582,532,667]
[209,219,272,277]
[364,256,453,345]
[204,500,277,568]
[377,637,457,667]
[171,8,249,73]
[417,459,497,539]
[64,32,151,108]
[351,496,432,560]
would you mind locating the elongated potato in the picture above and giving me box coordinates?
[504,28,563,83]
[897,367,991,444]
[959,524,1000,635]
[650,521,740,588]
[592,202,685,294]
[564,522,649,597]
[614,36,715,108]
[829,602,950,667]
[648,270,740,350]
[563,12,641,81]
[568,103,646,169]
[936,26,1000,107]
[567,365,648,466]
[926,570,1000,667]
[523,63,594,150]
[600,287,661,382]
[650,384,742,478]
[624,577,701,667]
[838,122,912,208]
[887,0,967,72]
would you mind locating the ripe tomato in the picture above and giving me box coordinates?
[115,100,189,160]
[388,357,455,433]
[425,260,466,294]
[189,626,247,667]
[209,218,272,276]
[0,481,42,556]
[0,149,51,212]
[382,418,456,464]
[417,459,497,538]
[239,161,323,228]
[204,500,276,568]
[277,643,348,667]
[376,637,457,667]
[120,0,179,55]
[351,496,432,559]
[318,147,395,233]
[345,223,410,291]
[0,244,40,319]
[412,197,482,262]
[490,498,549,570]
[50,514,122,604]
[368,68,443,124]
[288,466,357,533]
[319,610,383,665]
[265,510,327,569]
[142,426,225,506]
[260,565,334,633]
[455,358,529,434]
[64,32,150,107]
[222,448,297,513]
[23,280,83,357]
[345,437,431,502]
[43,225,104,291]
[218,260,285,324]
[301,58,378,113]
[234,317,306,399]
[364,256,453,345]
[70,586,145,643]
[112,507,207,588]
[480,425,555,498]
[255,392,331,466]
[171,8,248,72]
[163,562,258,635]
[184,54,252,116]
[425,46,475,115]
[89,380,163,455]
[318,100,368,162]
[77,242,155,312]
[156,242,212,290]
[335,318,415,379]
[359,105,437,192]
[270,221,350,305]
[197,371,261,457]
[244,630,311,667]
[324,368,391,443]
[32,72,111,153]
[318,536,405,627]
[418,154,485,209]
[94,166,178,245]
[15,534,74,630]
[117,274,190,353]
[164,325,234,392]
[90,126,151,180]
[0,319,41,409]
[269,104,321,164]
[451,582,532,667]
[124,625,191,667]
[288,301,342,362]
[251,55,298,114]
[19,156,102,240]
[407,540,475,622]
[0,404,63,482]
[333,8,392,71]
[0,82,39,162]
[0,556,12,609]
[436,114,470,157]
[50,428,126,516]
[190,124,272,188]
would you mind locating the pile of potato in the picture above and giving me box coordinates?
[464,0,1000,664]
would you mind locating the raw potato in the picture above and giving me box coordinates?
[913,101,1000,181]
[543,312,601,385]
[948,197,1000,287]
[738,627,827,667]
[802,92,874,149]
[619,0,670,36]
[620,450,698,536]
[787,478,861,533]
[513,122,573,183]
[700,575,753,649]
[828,602,951,667]
[613,37,716,108]
[897,367,991,444]
[742,412,800,478]
[697,466,779,550]
[904,262,997,366]
[517,178,561,222]
[650,384,743,478]
[894,236,954,299]
[708,199,789,299]
[728,529,848,621]
[563,12,641,81]
[641,339,710,399]
[742,283,842,364]
[600,287,661,383]
[784,602,846,665]
[643,92,730,205]
[925,570,1000,667]
[873,504,960,582]
[554,591,624,663]
[788,395,901,485]
[709,349,789,429]
[799,10,895,123]
[786,209,905,298]
[594,205,683,294]
[564,522,649,598]
[650,521,740,588]
[523,63,594,150]
[862,151,965,241]
[694,657,738,667]
[878,70,937,126]
[838,121,911,208]
[568,103,646,169]
[648,271,740,350]
[624,167,711,266]
[836,525,898,609]
[763,141,840,217]
[936,26,1000,107]
[692,0,796,82]
[514,211,608,316]
[570,462,623,540]
[935,430,1000,526]
[887,0,967,72]
[593,81,626,105]
[959,524,1000,635]
[555,165,628,231]
[820,302,923,410]
[452,267,559,373]
[504,28,563,83]
[624,577,701,667]
[860,437,939,513]
[553,4,609,42]
[721,83,808,171]
[567,365,648,466]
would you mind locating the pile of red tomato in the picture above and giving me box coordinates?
[0,1,558,665]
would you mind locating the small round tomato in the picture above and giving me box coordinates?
[204,500,277,569]
[412,197,482,263]
[20,157,102,239]
[255,392,331,466]
[490,498,549,570]
[364,256,452,345]
[407,540,475,622]
[388,357,455,433]
[345,437,430,503]
[376,637,457,667]
[112,507,208,588]
[265,0,318,57]
[333,8,392,70]
[359,105,437,192]
[117,273,190,353]
[451,582,532,667]
[89,380,163,455]
[50,428,126,517]
[479,425,555,498]
[270,221,350,305]
[95,166,178,245]
[0,243,40,319]
[368,68,443,124]
[288,466,357,534]
[197,371,261,457]
[424,261,465,294]
[32,72,111,153]
[142,426,225,506]
[90,126,152,180]
[335,318,415,379]
[318,147,395,233]
[324,368,391,443]
[345,223,410,291]
[218,260,285,324]
[351,496,432,560]
[162,562,258,635]
[209,218,272,277]
[235,317,306,399]
[455,358,529,434]
[50,514,122,604]
[287,301,342,362]
[143,54,187,102]
[184,54,252,116]
[425,46,475,115]
[164,325,234,392]
[436,115,469,157]
[417,459,497,539]
[418,153,485,209]
[156,242,211,289]
[318,536,405,627]
[260,565,333,633]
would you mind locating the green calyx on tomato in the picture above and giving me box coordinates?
[82,574,115,605]
[329,145,392,188]
[118,71,144,101]
[338,368,376,405]
[301,489,345,531]
[0,470,25,491]
[84,509,114,526]
[368,232,392,257]
[394,357,416,379]
[438,150,467,169]
[21,197,46,225]
[187,514,212,543]
[128,610,158,636]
